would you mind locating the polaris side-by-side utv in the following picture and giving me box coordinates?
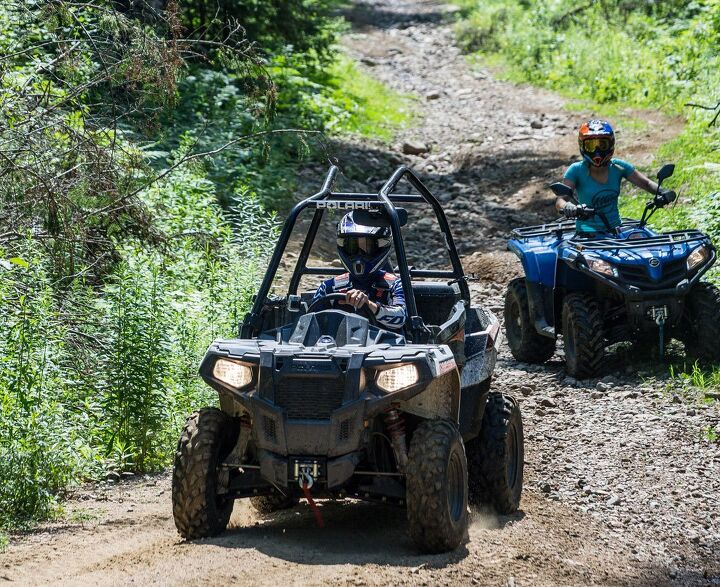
[172,166,524,553]
[505,164,720,378]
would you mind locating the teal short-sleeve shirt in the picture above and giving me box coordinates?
[563,159,635,233]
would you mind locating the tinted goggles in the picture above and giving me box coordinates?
[338,236,390,256]
[582,138,612,152]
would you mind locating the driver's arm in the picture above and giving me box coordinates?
[311,278,333,306]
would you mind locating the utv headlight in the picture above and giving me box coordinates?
[687,245,709,271]
[213,359,253,388]
[586,257,619,278]
[376,364,419,393]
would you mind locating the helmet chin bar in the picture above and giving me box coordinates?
[353,260,364,275]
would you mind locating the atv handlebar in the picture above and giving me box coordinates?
[576,205,596,220]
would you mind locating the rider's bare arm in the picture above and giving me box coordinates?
[555,178,576,213]
[627,170,659,194]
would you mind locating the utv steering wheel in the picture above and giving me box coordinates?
[306,292,377,324]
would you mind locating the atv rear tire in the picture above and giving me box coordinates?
[172,408,238,539]
[562,293,604,378]
[504,278,556,364]
[250,494,299,514]
[686,282,720,362]
[406,419,468,553]
[466,393,523,513]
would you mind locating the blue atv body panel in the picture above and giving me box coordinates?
[508,217,716,337]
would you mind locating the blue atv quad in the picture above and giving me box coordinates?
[505,164,720,378]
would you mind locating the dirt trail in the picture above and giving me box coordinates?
[2,1,718,585]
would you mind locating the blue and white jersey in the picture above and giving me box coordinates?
[311,271,407,329]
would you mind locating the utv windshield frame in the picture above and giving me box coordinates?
[241,165,470,342]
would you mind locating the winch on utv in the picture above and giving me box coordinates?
[172,165,523,553]
[505,164,720,378]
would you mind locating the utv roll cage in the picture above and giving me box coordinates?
[241,165,471,343]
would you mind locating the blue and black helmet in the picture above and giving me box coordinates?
[336,212,392,280]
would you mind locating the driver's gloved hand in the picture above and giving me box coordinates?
[561,202,578,219]
[654,188,677,207]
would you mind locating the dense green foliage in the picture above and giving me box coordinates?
[0,0,408,536]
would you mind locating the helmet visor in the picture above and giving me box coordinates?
[337,236,390,256]
[582,138,612,153]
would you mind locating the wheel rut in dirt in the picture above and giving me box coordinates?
[2,1,718,586]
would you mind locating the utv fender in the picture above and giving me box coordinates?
[399,370,460,423]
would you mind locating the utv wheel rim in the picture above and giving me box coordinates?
[447,450,464,522]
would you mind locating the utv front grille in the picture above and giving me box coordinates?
[617,258,688,290]
[275,376,345,420]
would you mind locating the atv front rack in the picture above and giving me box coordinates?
[569,229,709,251]
[242,165,471,342]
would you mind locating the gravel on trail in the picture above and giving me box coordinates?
[3,1,718,585]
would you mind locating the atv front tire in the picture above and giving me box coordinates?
[250,494,299,514]
[686,282,720,362]
[172,408,238,539]
[504,278,556,364]
[406,419,468,553]
[562,293,605,378]
[466,393,523,513]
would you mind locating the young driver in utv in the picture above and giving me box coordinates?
[556,120,676,235]
[312,212,407,329]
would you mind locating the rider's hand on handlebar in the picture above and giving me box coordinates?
[561,202,578,219]
[653,188,677,207]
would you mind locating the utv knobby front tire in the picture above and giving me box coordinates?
[406,420,468,554]
[504,278,556,364]
[250,494,299,514]
[466,393,523,513]
[686,282,720,362]
[562,293,605,378]
[172,408,238,539]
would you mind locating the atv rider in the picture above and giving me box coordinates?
[311,212,407,329]
[556,120,676,235]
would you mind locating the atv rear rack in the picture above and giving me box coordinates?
[242,165,470,342]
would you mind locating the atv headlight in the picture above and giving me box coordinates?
[586,257,619,278]
[687,245,709,271]
[213,359,252,388]
[376,364,419,393]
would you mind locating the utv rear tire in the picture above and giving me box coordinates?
[466,393,523,513]
[250,494,299,514]
[406,420,468,554]
[686,282,720,362]
[504,278,556,363]
[562,293,605,378]
[172,408,238,539]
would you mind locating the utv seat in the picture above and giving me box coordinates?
[411,281,461,327]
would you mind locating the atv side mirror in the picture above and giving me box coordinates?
[353,207,408,228]
[657,164,675,183]
[549,182,573,198]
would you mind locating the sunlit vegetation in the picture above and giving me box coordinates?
[0,0,408,538]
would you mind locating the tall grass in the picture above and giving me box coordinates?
[0,160,277,533]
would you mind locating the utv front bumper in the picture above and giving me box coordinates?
[200,341,461,491]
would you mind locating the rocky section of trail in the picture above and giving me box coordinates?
[2,1,718,585]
